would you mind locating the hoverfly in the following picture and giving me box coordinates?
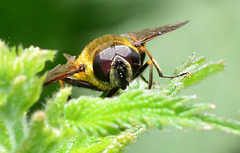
[43,20,190,97]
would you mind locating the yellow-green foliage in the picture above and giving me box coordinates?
[0,40,239,153]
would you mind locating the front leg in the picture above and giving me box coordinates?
[133,60,153,89]
[139,46,190,78]
[63,77,102,91]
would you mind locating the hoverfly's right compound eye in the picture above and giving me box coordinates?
[93,45,141,83]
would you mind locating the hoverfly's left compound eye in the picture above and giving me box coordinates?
[93,45,141,83]
[93,47,115,82]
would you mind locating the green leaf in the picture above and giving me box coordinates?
[0,42,55,120]
[0,39,239,153]
[0,40,56,152]
[57,87,240,137]
[165,53,225,96]
[45,87,72,128]
[58,126,145,153]
[15,111,61,153]
[194,114,240,135]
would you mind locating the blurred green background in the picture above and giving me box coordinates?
[1,0,239,152]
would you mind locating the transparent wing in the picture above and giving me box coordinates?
[121,20,189,46]
[43,54,86,87]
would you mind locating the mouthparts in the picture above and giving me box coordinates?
[110,55,132,90]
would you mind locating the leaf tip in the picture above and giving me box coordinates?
[32,111,46,122]
[13,75,27,85]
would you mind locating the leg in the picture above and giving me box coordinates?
[140,75,159,86]
[63,77,102,91]
[59,80,65,88]
[140,75,148,84]
[133,60,154,89]
[139,46,190,78]
[133,60,149,79]
[59,80,72,100]
[105,87,120,97]
[62,77,103,100]
[62,77,120,98]
[148,60,153,89]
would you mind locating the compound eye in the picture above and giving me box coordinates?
[115,46,141,74]
[93,48,115,82]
